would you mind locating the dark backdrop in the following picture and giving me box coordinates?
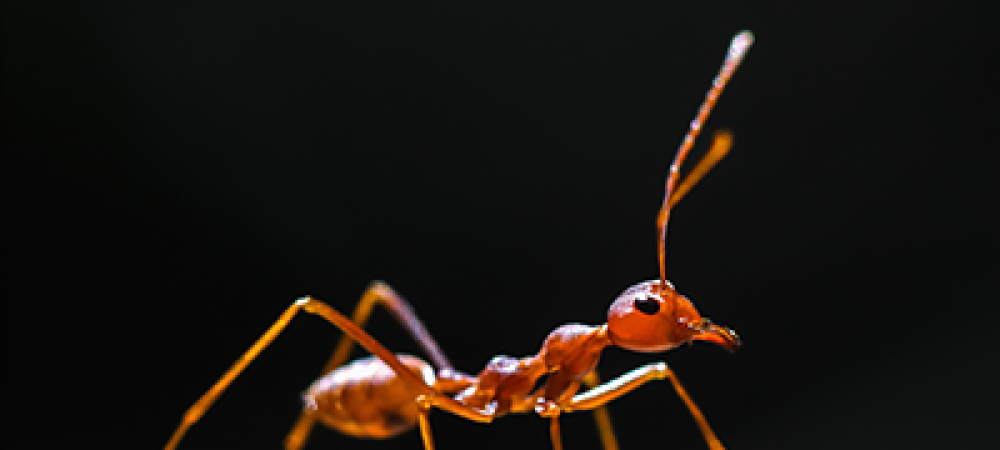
[4,1,994,449]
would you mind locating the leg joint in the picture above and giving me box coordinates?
[650,361,671,379]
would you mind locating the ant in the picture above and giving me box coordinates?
[165,30,753,450]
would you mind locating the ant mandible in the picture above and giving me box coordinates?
[166,30,753,450]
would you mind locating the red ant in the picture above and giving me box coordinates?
[165,30,753,450]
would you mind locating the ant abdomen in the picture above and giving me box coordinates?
[303,355,434,439]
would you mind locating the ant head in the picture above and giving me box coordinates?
[606,280,740,353]
[609,32,751,355]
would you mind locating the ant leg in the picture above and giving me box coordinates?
[549,415,564,450]
[416,396,436,450]
[165,301,310,450]
[581,370,620,450]
[412,389,503,450]
[285,282,456,449]
[566,363,726,450]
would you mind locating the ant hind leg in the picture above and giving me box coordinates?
[165,301,310,450]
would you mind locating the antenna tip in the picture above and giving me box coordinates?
[733,30,753,48]
[734,30,755,46]
[728,31,754,61]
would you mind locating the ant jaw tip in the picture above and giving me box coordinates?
[693,322,741,352]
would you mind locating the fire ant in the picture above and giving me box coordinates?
[166,30,753,450]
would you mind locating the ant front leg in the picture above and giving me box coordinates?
[567,363,726,450]
[286,282,458,450]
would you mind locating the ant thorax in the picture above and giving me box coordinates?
[454,324,611,416]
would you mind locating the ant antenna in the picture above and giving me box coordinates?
[657,31,753,287]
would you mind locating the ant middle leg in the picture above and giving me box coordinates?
[581,370,620,450]
[536,372,617,450]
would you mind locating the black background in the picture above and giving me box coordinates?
[3,1,995,449]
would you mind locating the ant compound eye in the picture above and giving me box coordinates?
[633,295,660,315]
